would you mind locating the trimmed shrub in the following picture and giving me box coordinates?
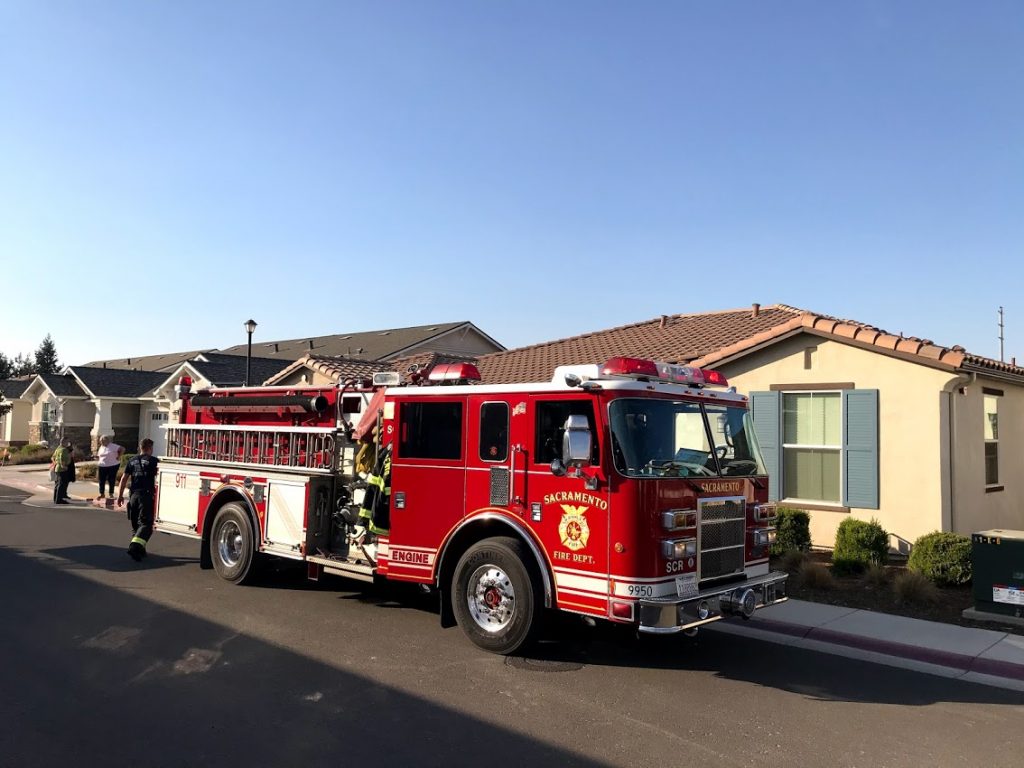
[798,561,836,590]
[894,571,939,605]
[770,507,811,556]
[833,518,889,574]
[778,549,807,574]
[907,531,972,587]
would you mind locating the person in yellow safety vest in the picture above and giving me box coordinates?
[358,444,391,535]
[51,438,73,504]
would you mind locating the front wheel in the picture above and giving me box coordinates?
[210,502,258,584]
[452,536,541,654]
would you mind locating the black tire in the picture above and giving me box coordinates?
[209,502,258,584]
[452,536,542,654]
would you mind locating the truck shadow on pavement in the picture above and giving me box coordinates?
[234,564,1024,707]
[0,545,611,768]
[40,544,198,573]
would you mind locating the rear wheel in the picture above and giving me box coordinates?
[452,536,541,654]
[210,502,258,584]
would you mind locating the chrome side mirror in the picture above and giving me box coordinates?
[562,414,592,468]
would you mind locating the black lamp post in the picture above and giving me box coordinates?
[244,319,258,386]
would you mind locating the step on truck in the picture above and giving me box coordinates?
[156,357,787,653]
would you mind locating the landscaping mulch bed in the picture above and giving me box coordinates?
[776,550,1024,637]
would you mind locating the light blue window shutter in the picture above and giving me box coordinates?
[750,391,781,502]
[843,389,879,509]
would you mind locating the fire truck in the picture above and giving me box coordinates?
[156,357,787,654]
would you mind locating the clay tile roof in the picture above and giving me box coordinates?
[476,305,803,384]
[263,354,382,385]
[476,303,1024,385]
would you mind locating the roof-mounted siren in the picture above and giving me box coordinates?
[427,362,482,385]
[174,375,193,399]
[599,356,728,388]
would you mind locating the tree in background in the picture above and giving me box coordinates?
[11,353,34,377]
[0,353,12,380]
[0,394,11,418]
[33,334,60,375]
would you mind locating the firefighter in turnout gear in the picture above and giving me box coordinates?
[116,438,160,562]
[358,444,391,535]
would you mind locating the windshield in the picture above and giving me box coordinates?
[608,398,767,478]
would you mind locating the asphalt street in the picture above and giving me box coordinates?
[1,484,1022,768]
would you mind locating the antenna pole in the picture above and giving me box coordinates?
[999,306,1005,362]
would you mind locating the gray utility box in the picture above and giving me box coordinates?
[971,529,1024,619]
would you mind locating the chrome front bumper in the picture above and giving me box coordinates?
[637,570,788,634]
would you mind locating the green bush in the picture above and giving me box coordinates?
[770,507,811,555]
[833,518,889,574]
[907,531,972,587]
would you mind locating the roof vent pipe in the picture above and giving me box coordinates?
[751,303,760,318]
[659,315,668,328]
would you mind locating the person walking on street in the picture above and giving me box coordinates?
[95,435,123,500]
[51,438,73,504]
[116,438,159,562]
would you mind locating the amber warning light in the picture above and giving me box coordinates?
[600,357,728,388]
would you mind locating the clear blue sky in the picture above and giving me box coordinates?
[2,1,1022,366]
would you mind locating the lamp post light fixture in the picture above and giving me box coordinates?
[244,319,258,386]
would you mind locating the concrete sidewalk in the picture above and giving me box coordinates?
[3,464,1024,691]
[0,464,114,505]
[710,597,1024,692]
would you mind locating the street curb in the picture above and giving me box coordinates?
[745,615,1024,683]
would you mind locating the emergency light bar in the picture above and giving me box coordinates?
[600,356,728,388]
[427,362,482,384]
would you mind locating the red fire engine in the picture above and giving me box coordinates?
[156,358,787,653]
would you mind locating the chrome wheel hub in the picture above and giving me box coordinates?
[217,520,243,567]
[467,565,516,633]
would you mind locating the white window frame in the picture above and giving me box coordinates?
[780,389,844,505]
[984,393,1000,488]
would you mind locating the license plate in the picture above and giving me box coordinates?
[675,573,698,599]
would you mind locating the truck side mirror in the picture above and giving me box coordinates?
[562,414,592,468]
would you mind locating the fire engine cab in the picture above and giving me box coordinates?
[156,357,787,654]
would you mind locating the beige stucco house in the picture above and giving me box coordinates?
[0,379,32,447]
[475,304,1024,550]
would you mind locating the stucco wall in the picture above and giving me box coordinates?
[950,375,1024,534]
[1,401,30,444]
[718,333,959,549]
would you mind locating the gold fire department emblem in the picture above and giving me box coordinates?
[558,504,591,551]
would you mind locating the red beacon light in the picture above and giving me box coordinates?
[600,357,728,389]
[427,363,482,385]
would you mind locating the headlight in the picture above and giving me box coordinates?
[753,528,777,547]
[661,509,697,531]
[661,538,697,560]
[753,504,777,522]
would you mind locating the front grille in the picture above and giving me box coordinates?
[699,497,746,581]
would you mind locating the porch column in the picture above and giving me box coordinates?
[91,400,113,455]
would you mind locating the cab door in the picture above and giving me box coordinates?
[522,396,610,617]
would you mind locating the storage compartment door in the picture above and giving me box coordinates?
[265,480,308,555]
[155,469,201,535]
